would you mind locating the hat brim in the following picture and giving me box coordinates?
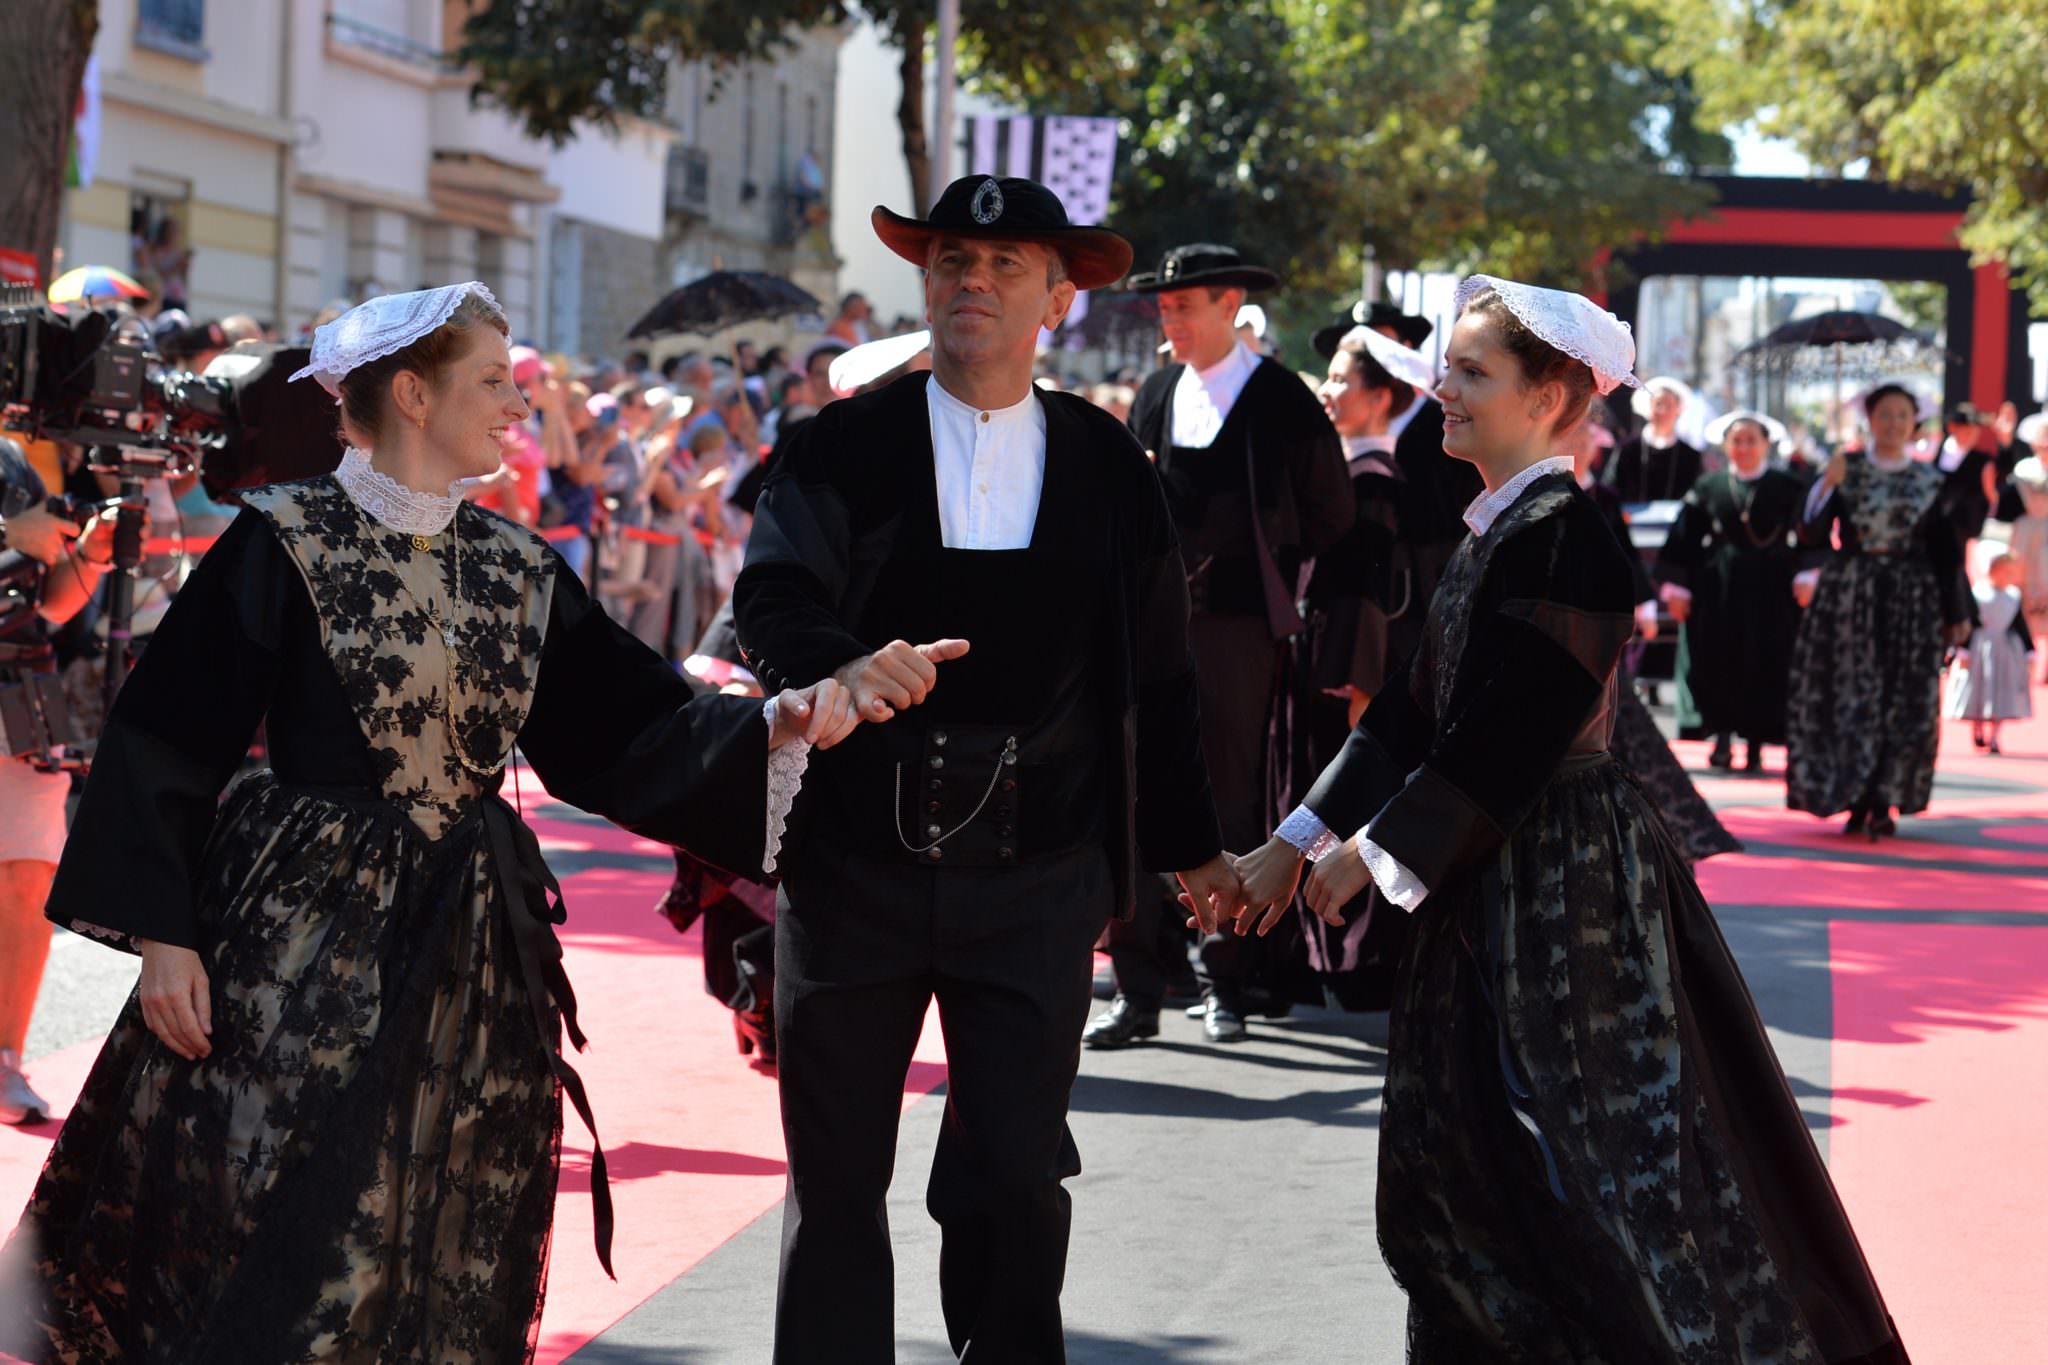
[872,206,1134,291]
[1124,266,1281,296]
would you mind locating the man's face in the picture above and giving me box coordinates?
[923,237,1073,369]
[1157,287,1242,367]
[806,352,842,406]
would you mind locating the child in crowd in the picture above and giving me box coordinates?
[1946,552,2036,753]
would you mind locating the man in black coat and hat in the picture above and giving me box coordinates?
[734,175,1236,1364]
[1081,244,1352,1050]
[1313,298,1477,662]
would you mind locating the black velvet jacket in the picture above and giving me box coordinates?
[1299,475,1637,895]
[733,373,1223,918]
[1128,355,1352,624]
[1608,434,1704,504]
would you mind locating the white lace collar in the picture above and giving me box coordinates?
[334,447,466,535]
[1463,455,1575,537]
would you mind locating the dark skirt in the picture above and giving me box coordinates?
[1785,556,1945,817]
[5,774,560,1365]
[1611,684,1743,863]
[1378,759,1906,1364]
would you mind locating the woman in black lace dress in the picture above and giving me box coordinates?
[1786,385,1971,839]
[3,284,854,1364]
[1227,277,1907,1363]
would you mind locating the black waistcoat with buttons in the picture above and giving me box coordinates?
[803,417,1116,868]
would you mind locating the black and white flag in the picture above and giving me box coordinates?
[965,114,1120,335]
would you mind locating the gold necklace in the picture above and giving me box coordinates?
[357,505,507,778]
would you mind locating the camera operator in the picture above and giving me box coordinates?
[0,433,126,1125]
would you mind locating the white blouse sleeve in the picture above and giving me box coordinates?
[1357,828,1430,912]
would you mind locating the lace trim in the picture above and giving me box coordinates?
[1276,804,1344,862]
[763,696,811,876]
[1454,274,1639,396]
[289,281,499,396]
[335,447,466,535]
[1358,832,1429,912]
[1463,456,1575,537]
[65,918,135,948]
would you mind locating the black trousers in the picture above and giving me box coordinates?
[773,841,1111,1364]
[1108,612,1284,1009]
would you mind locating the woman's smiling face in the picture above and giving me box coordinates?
[1434,311,1547,468]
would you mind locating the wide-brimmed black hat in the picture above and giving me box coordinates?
[872,176,1133,291]
[1125,244,1280,295]
[1312,301,1433,359]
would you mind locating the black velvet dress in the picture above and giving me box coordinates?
[1301,472,1906,1364]
[1657,469,1808,746]
[4,481,771,1365]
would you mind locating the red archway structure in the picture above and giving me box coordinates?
[1600,176,2033,414]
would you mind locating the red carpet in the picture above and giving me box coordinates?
[2,695,2041,1361]
[1681,701,2048,1364]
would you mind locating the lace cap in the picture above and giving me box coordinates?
[1704,408,1789,451]
[1335,324,1437,392]
[288,281,500,397]
[1452,274,1640,396]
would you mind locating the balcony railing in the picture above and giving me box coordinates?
[327,13,456,72]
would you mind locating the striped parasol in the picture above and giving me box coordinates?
[48,265,149,305]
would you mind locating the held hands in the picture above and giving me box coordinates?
[1225,836,1309,938]
[1303,835,1373,922]
[770,676,859,750]
[1174,853,1245,937]
[138,940,212,1061]
[831,638,972,723]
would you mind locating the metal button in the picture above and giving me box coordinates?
[929,755,945,770]
[997,848,1015,863]
[927,800,943,814]
[995,805,1012,819]
[979,411,990,424]
[934,731,948,746]
[1000,778,1017,793]
[926,824,943,840]
[998,824,1015,839]
[928,778,944,794]
[926,846,945,862]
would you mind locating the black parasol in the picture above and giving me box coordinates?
[626,270,823,339]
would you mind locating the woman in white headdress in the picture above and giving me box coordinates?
[1655,409,1809,772]
[2008,414,2048,630]
[1609,374,1703,501]
[3,284,857,1363]
[1225,277,1907,1364]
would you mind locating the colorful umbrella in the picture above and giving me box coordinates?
[48,265,149,305]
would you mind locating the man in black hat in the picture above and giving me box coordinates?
[735,176,1234,1363]
[1081,243,1351,1050]
[1312,298,1476,663]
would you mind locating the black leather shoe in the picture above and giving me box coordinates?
[1084,997,1160,1050]
[1202,998,1249,1044]
[1743,743,1765,774]
[1844,806,1868,836]
[1708,736,1734,769]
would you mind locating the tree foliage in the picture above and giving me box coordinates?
[968,0,1727,340]
[1687,0,2048,305]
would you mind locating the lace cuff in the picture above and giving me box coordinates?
[1276,804,1344,862]
[65,919,139,952]
[763,695,811,876]
[1803,478,1836,525]
[1658,582,1692,605]
[1357,831,1429,912]
[1792,567,1823,600]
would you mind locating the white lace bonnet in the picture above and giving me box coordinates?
[1452,274,1640,396]
[288,281,501,397]
[1335,324,1437,392]
[1704,408,1789,451]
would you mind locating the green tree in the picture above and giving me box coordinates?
[1687,0,2048,306]
[459,0,1154,208]
[0,0,99,278]
[967,0,1727,353]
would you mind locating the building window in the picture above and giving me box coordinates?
[136,0,207,60]
[777,82,790,184]
[742,71,757,182]
[129,188,192,311]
